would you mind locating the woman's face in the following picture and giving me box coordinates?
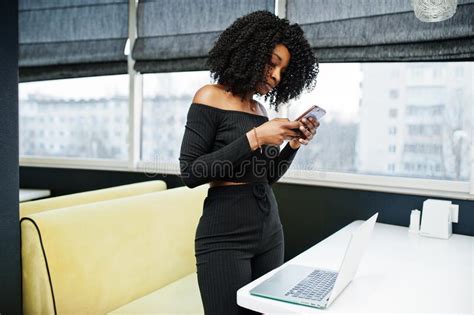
[256,43,291,95]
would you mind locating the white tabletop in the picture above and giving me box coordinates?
[237,221,474,314]
[19,188,51,202]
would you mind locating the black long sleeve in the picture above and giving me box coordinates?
[179,103,300,188]
[267,142,299,186]
[179,104,255,188]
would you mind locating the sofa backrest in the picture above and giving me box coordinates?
[20,180,167,218]
[21,184,208,315]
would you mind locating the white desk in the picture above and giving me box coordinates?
[238,221,474,314]
[19,189,51,202]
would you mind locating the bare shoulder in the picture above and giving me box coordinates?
[192,84,227,110]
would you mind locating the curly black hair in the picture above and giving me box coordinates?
[207,10,318,112]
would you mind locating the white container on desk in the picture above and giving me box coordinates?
[419,199,459,239]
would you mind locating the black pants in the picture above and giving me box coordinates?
[195,182,284,315]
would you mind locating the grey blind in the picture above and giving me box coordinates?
[19,0,129,82]
[287,0,474,62]
[133,0,275,73]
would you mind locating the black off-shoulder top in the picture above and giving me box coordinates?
[178,103,300,188]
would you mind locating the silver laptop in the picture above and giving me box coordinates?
[250,212,379,309]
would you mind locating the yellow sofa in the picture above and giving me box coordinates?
[20,180,167,218]
[21,183,208,314]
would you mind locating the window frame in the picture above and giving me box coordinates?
[19,0,474,200]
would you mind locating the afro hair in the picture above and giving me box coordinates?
[207,10,319,112]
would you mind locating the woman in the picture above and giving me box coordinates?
[179,10,319,314]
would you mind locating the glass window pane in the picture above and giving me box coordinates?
[141,71,212,165]
[19,75,129,160]
[289,62,472,181]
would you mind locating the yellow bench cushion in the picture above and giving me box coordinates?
[108,273,203,315]
[20,180,167,218]
[21,184,208,315]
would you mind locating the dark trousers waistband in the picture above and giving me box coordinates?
[208,181,270,195]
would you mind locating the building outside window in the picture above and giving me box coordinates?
[19,75,129,160]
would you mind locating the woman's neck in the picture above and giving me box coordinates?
[239,91,258,111]
[216,83,256,112]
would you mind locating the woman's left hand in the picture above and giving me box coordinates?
[288,116,320,149]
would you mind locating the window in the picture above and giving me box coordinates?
[389,108,398,118]
[407,124,441,136]
[285,64,361,173]
[406,87,446,105]
[406,105,444,116]
[286,62,472,181]
[20,61,473,191]
[141,71,213,165]
[389,89,399,99]
[19,75,129,159]
[404,144,442,154]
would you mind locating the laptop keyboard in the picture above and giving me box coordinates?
[284,270,338,302]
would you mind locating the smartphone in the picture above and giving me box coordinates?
[292,105,326,139]
[295,105,326,121]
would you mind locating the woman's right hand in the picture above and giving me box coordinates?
[254,118,302,146]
